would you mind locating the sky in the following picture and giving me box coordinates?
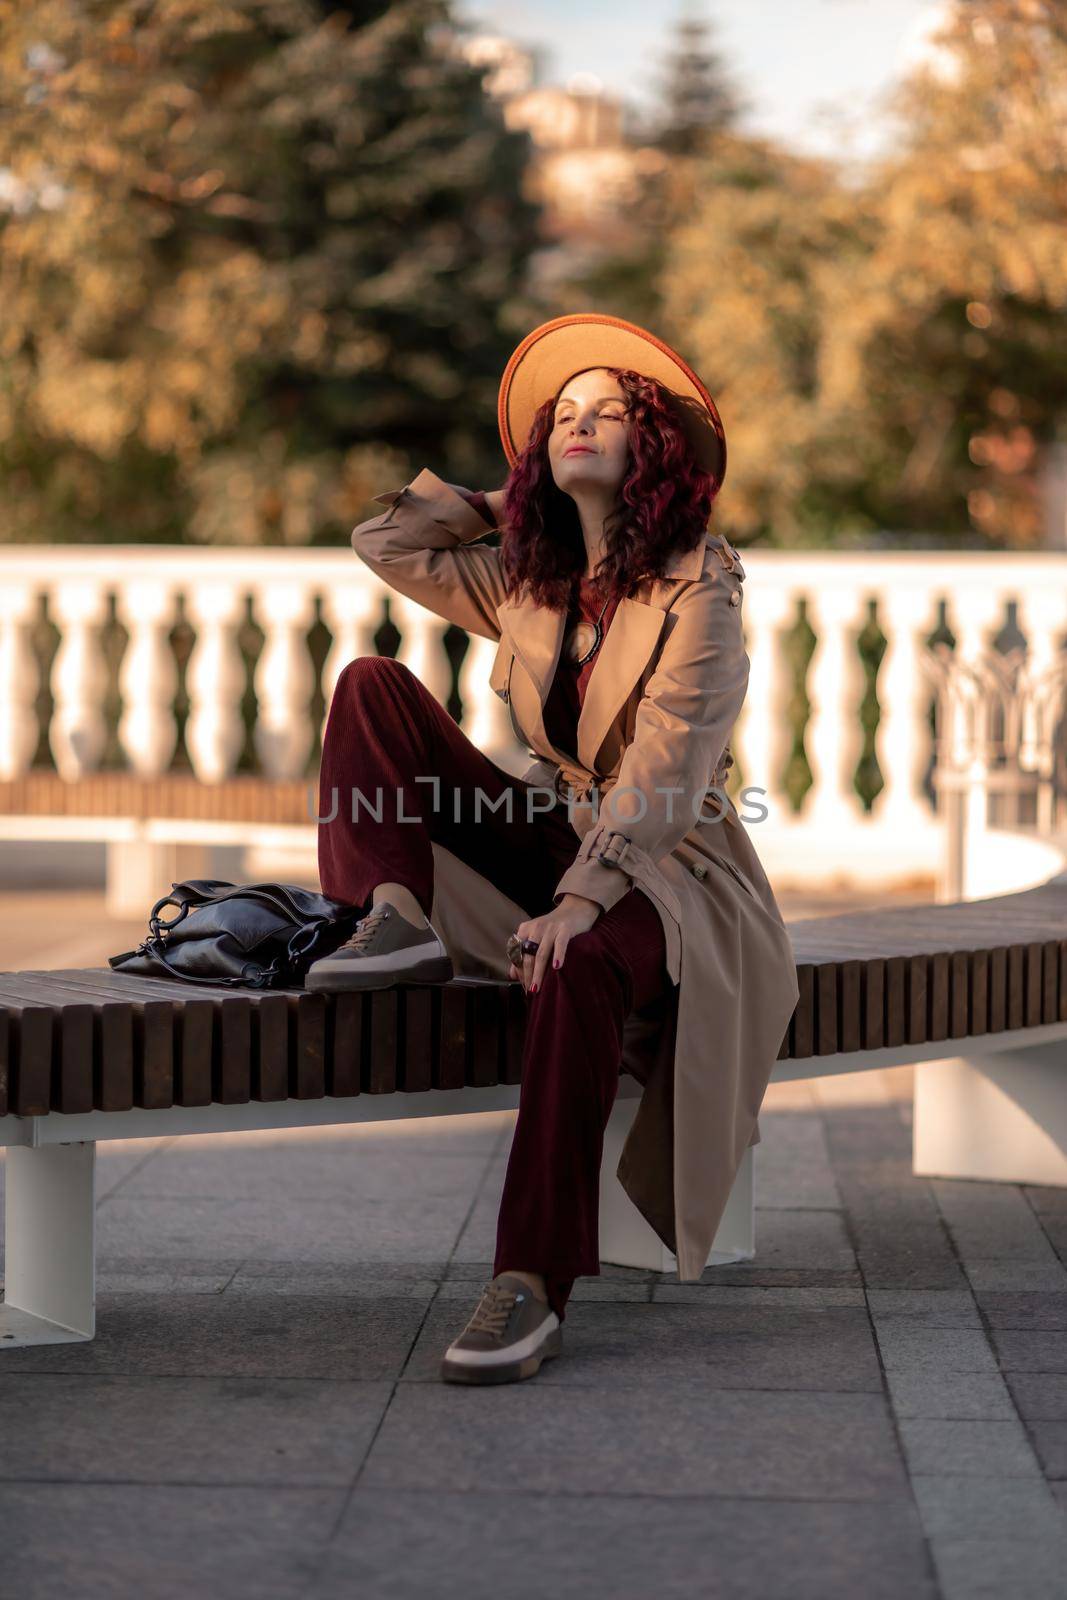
[457,0,954,166]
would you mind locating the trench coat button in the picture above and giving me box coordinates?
[691,860,708,880]
[729,589,741,606]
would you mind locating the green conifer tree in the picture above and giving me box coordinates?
[0,0,541,543]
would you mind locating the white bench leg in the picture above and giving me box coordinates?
[598,1089,755,1272]
[914,1045,1067,1186]
[1,1142,96,1347]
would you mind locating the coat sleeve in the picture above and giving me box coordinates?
[552,563,749,914]
[351,466,506,641]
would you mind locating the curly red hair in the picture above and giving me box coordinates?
[497,366,721,611]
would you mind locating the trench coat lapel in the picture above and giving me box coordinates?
[494,536,708,777]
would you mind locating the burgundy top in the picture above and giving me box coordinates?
[542,575,622,760]
[458,490,620,762]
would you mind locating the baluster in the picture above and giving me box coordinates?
[734,580,795,826]
[115,577,179,776]
[318,579,385,746]
[48,578,110,779]
[252,580,317,780]
[0,581,41,779]
[1016,589,1067,834]
[387,595,453,708]
[802,583,869,829]
[183,582,246,782]
[876,585,941,836]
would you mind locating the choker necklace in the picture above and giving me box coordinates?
[567,579,612,667]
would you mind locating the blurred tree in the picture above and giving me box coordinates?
[827,0,1067,547]
[0,0,541,544]
[660,132,868,545]
[662,0,1067,547]
[650,0,746,158]
[556,1,745,338]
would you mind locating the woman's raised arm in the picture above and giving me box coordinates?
[351,467,507,641]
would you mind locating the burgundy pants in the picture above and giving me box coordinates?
[317,656,671,1322]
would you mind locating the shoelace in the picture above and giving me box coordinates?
[463,1281,519,1340]
[335,903,391,954]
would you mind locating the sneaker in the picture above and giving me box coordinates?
[440,1272,562,1384]
[305,901,454,991]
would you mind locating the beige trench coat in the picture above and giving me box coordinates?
[350,467,799,1280]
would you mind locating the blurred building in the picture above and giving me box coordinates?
[459,32,667,258]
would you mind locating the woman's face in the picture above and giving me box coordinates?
[547,368,631,501]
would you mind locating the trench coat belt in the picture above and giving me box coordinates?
[553,762,739,830]
[552,763,595,803]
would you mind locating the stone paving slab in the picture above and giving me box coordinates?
[312,1488,937,1600]
[866,1290,982,1328]
[897,1417,1043,1479]
[963,1258,1067,1292]
[1028,1422,1067,1478]
[0,1292,431,1380]
[0,1374,391,1486]
[361,1384,912,1502]
[93,1192,475,1265]
[851,1223,971,1290]
[872,1323,1003,1376]
[0,1483,341,1600]
[926,1531,1067,1600]
[1006,1372,1067,1420]
[886,1370,1022,1421]
[911,1473,1066,1542]
[652,1283,866,1308]
[974,1292,1067,1330]
[990,1329,1067,1374]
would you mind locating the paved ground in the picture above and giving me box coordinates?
[1,889,1066,1599]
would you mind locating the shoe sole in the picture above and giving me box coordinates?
[305,953,455,993]
[439,1326,563,1385]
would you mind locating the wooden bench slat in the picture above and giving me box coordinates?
[29,969,216,1107]
[23,971,174,1111]
[401,990,434,1094]
[0,975,136,1113]
[0,977,95,1113]
[366,990,399,1094]
[329,992,363,1097]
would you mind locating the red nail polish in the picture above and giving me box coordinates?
[530,982,538,993]
[552,959,560,969]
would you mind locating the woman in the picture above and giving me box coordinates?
[310,314,799,1385]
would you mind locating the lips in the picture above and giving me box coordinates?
[564,446,595,457]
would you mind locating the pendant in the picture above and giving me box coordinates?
[566,618,602,665]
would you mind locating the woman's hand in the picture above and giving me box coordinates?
[507,893,601,993]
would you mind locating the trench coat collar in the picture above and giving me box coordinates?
[494,535,710,777]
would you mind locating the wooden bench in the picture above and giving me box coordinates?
[3,875,1067,1349]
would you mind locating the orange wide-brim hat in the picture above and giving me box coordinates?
[497,312,727,490]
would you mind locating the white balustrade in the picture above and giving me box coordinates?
[875,584,941,841]
[387,591,454,709]
[319,575,388,734]
[0,581,40,780]
[48,579,110,779]
[1,544,1066,891]
[802,582,870,833]
[115,578,179,777]
[183,581,248,784]
[734,580,794,827]
[251,581,317,780]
